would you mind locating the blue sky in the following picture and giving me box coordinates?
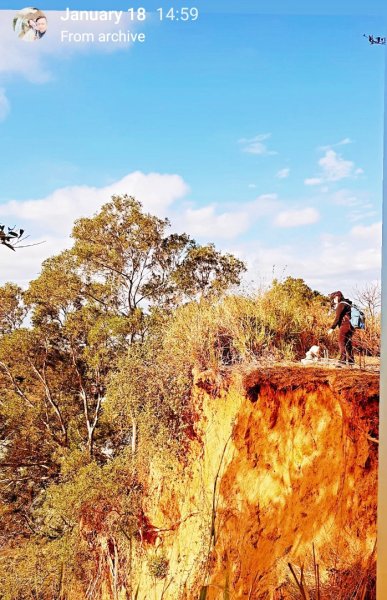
[0,1,385,292]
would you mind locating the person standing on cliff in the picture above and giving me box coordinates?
[327,291,355,367]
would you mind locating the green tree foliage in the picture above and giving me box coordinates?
[0,283,26,334]
[0,195,379,598]
[0,453,142,599]
[0,195,246,598]
[71,195,246,312]
[270,276,326,303]
[260,277,328,357]
[172,243,246,302]
[105,308,194,465]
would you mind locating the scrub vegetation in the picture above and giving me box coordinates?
[0,196,380,599]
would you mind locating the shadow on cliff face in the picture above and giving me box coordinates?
[104,366,378,600]
[203,367,378,599]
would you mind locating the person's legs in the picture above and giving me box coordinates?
[338,323,354,365]
[338,326,347,363]
[345,328,355,364]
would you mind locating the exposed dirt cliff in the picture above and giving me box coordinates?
[125,366,378,599]
[89,366,377,599]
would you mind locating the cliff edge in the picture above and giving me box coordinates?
[131,366,378,599]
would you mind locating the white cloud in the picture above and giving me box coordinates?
[330,189,360,207]
[0,10,144,118]
[304,177,323,186]
[0,88,10,121]
[276,168,290,179]
[0,176,282,286]
[175,205,250,240]
[0,171,189,233]
[318,138,353,151]
[0,171,189,286]
[305,149,362,187]
[248,193,280,216]
[350,222,381,241]
[172,193,280,241]
[348,210,378,223]
[239,133,277,156]
[313,223,382,281]
[0,168,380,295]
[274,207,320,228]
[328,188,379,223]
[319,150,355,181]
[312,222,381,280]
[238,221,381,293]
[0,12,51,83]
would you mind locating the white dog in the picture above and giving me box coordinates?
[301,345,321,364]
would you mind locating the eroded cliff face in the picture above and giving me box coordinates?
[124,367,379,599]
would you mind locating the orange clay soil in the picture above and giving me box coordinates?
[201,367,378,599]
[121,366,378,600]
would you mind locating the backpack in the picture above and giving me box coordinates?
[343,301,366,329]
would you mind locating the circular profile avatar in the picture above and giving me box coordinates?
[13,7,47,41]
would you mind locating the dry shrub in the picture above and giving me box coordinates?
[147,554,169,580]
[281,559,376,600]
[162,285,331,371]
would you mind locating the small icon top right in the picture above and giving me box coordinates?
[13,7,47,42]
[364,34,386,45]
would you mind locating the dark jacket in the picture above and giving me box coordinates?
[331,299,352,329]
